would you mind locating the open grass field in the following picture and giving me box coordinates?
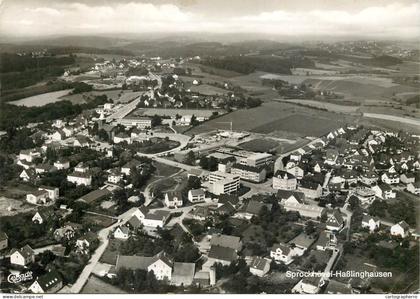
[282,99,360,113]
[189,84,228,95]
[10,89,73,107]
[238,138,280,153]
[100,239,124,265]
[187,101,354,138]
[82,275,126,294]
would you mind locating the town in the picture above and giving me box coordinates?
[0,29,419,295]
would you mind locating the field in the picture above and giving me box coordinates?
[282,99,360,113]
[100,239,124,264]
[189,84,228,95]
[60,89,136,104]
[82,276,126,294]
[10,89,73,107]
[187,101,354,138]
[238,138,281,153]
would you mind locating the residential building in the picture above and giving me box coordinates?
[188,189,206,203]
[114,226,130,240]
[326,210,345,231]
[400,173,416,184]
[273,171,297,190]
[67,172,92,186]
[381,172,400,185]
[270,243,295,264]
[206,245,238,267]
[354,187,376,204]
[298,181,322,199]
[360,171,379,186]
[10,245,35,266]
[372,184,396,199]
[26,190,49,205]
[38,186,59,201]
[54,159,70,170]
[108,169,123,184]
[390,221,410,238]
[249,257,271,277]
[0,232,8,251]
[19,148,41,163]
[29,270,63,293]
[407,182,420,195]
[361,214,381,232]
[315,231,337,251]
[164,192,183,208]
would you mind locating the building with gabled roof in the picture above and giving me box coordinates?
[326,210,345,231]
[29,270,63,293]
[273,170,297,190]
[248,256,271,277]
[10,245,35,266]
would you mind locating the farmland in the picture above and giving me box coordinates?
[10,89,73,107]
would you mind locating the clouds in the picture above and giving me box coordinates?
[0,1,418,38]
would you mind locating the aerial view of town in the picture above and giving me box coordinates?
[0,0,419,297]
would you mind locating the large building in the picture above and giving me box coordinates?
[208,171,240,195]
[241,152,273,168]
[230,163,266,183]
[118,117,152,129]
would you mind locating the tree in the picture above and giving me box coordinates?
[305,220,316,235]
[199,156,209,169]
[190,115,199,126]
[208,156,218,171]
[151,115,162,127]
[187,176,201,190]
[184,151,196,165]
[348,196,360,211]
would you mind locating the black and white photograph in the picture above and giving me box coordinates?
[0,0,419,297]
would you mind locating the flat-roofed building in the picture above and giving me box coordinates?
[209,171,240,195]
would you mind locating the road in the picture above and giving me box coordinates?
[322,247,341,281]
[363,113,420,127]
[69,207,138,293]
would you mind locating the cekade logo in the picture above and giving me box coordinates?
[7,271,33,284]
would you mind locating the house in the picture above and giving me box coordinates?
[188,189,205,203]
[20,168,38,182]
[114,226,130,240]
[210,234,242,252]
[38,186,59,201]
[248,257,271,277]
[108,169,123,184]
[361,214,381,232]
[19,148,41,162]
[315,231,337,251]
[29,270,63,293]
[326,210,345,231]
[325,149,339,165]
[17,159,34,170]
[354,188,376,204]
[230,163,267,183]
[298,180,322,199]
[0,232,9,251]
[132,206,150,221]
[121,160,143,175]
[76,232,97,252]
[53,226,75,241]
[10,245,35,266]
[51,130,66,141]
[67,172,92,186]
[54,159,70,170]
[283,202,325,219]
[32,208,55,224]
[74,162,89,173]
[277,190,305,205]
[34,164,56,175]
[360,171,379,186]
[142,210,171,228]
[189,206,210,221]
[26,190,49,205]
[407,182,420,195]
[115,252,173,281]
[288,233,316,256]
[372,184,396,199]
[292,276,324,294]
[236,200,272,220]
[381,172,400,185]
[171,262,195,286]
[390,221,410,238]
[164,192,183,208]
[400,173,416,184]
[273,171,297,190]
[270,243,295,264]
[113,133,132,144]
[73,135,92,147]
[285,163,304,180]
[206,245,238,266]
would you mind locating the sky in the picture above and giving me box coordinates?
[0,0,419,39]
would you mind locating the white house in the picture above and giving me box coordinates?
[372,184,396,199]
[298,181,322,199]
[108,169,123,184]
[326,210,345,231]
[29,270,63,294]
[164,192,183,208]
[407,182,420,195]
[54,159,70,170]
[188,189,205,203]
[26,190,50,205]
[286,163,304,180]
[39,186,59,201]
[147,256,173,281]
[381,172,400,185]
[51,130,66,141]
[390,221,410,238]
[19,149,41,162]
[67,172,92,186]
[114,226,130,240]
[74,162,89,173]
[361,214,381,232]
[270,243,295,264]
[10,245,35,266]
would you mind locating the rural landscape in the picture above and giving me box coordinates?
[0,0,419,297]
